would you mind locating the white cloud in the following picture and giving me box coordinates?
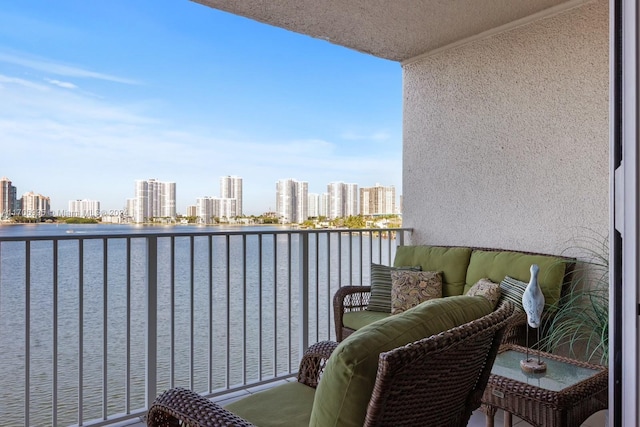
[0,51,138,84]
[45,78,77,89]
[340,129,391,142]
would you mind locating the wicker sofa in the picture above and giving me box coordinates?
[334,245,575,344]
[147,297,516,427]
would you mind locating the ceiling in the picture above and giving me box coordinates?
[191,0,587,63]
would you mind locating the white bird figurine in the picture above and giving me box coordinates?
[522,264,544,328]
[520,263,547,372]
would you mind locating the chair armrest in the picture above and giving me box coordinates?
[146,387,256,427]
[297,340,339,388]
[333,286,372,341]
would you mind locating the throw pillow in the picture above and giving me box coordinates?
[499,276,528,312]
[466,278,501,309]
[367,263,421,312]
[390,270,442,315]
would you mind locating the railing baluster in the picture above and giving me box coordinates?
[287,234,292,372]
[189,236,195,390]
[242,234,247,385]
[78,239,84,426]
[125,238,131,413]
[273,235,277,376]
[170,236,175,388]
[103,238,108,420]
[208,235,213,392]
[145,236,158,408]
[258,234,263,381]
[225,235,231,387]
[52,240,58,426]
[25,241,30,427]
[299,232,310,359]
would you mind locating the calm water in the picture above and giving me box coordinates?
[0,223,396,426]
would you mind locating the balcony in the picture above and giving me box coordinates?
[0,226,410,426]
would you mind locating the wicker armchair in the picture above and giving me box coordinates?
[146,301,516,427]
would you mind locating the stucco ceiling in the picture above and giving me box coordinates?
[192,0,586,62]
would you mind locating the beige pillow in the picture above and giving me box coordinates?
[390,270,443,315]
[466,278,501,309]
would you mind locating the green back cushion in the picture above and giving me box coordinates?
[309,295,493,427]
[224,381,315,427]
[393,246,472,296]
[464,250,567,308]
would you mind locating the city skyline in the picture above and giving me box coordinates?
[1,175,399,218]
[0,1,402,216]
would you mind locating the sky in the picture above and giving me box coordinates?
[0,1,402,216]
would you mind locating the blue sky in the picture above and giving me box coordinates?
[0,1,402,215]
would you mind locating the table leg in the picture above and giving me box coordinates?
[484,404,496,427]
[503,411,512,427]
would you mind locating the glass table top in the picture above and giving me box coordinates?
[491,349,602,392]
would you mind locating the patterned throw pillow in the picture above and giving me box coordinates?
[367,264,422,312]
[390,270,443,315]
[466,278,501,309]
[499,276,528,312]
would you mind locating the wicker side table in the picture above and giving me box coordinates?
[482,344,608,427]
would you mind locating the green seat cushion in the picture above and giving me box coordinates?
[393,246,472,297]
[343,310,390,330]
[224,381,315,427]
[309,295,493,427]
[464,250,567,309]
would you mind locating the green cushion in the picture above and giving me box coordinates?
[224,381,315,427]
[393,246,472,297]
[464,250,567,308]
[343,310,390,330]
[367,263,421,312]
[309,295,493,427]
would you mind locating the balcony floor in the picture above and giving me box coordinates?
[124,378,608,427]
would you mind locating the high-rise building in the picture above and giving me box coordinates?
[0,177,17,219]
[276,179,308,223]
[186,205,197,218]
[68,199,101,217]
[327,182,359,219]
[360,184,396,216]
[319,193,330,218]
[308,193,319,218]
[133,179,176,223]
[194,197,238,223]
[196,197,216,224]
[21,191,50,218]
[220,176,243,217]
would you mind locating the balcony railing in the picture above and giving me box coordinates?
[0,226,411,426]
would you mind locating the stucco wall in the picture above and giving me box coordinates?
[402,0,608,255]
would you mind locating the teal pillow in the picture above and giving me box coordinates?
[309,295,493,427]
[367,263,421,312]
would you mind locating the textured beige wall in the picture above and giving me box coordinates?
[402,0,608,255]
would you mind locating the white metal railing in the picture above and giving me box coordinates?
[0,227,410,426]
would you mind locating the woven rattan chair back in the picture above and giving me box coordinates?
[363,301,516,427]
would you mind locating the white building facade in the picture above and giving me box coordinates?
[68,199,101,217]
[276,179,308,223]
[360,184,396,216]
[133,179,176,223]
[220,176,243,217]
